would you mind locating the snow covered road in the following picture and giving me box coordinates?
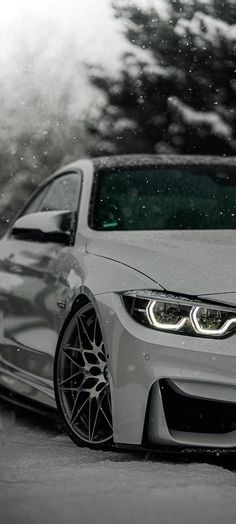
[0,399,236,524]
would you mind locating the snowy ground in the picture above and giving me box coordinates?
[1,399,236,524]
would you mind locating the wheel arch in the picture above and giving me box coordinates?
[56,287,111,368]
[71,289,108,346]
[53,290,113,448]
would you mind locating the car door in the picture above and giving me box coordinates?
[0,171,81,387]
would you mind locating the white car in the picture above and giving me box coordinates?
[0,155,236,450]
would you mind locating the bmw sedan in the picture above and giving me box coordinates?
[1,154,236,450]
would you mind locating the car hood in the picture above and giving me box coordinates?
[86,230,236,296]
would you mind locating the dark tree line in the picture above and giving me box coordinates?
[87,0,236,156]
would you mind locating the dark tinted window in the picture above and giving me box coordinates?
[92,168,236,230]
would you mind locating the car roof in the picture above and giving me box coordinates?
[91,154,236,171]
[56,155,236,176]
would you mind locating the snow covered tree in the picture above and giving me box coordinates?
[0,34,93,234]
[87,0,236,156]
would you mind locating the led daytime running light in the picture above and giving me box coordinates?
[147,300,188,331]
[191,307,236,337]
[123,291,236,337]
[146,300,236,336]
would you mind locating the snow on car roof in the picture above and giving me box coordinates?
[92,154,236,171]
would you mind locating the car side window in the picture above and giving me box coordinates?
[39,174,81,213]
[23,173,81,216]
[24,185,51,215]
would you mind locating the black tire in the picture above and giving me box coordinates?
[54,301,113,448]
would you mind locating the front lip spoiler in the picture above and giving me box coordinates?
[115,442,236,457]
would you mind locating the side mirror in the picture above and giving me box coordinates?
[11,211,76,245]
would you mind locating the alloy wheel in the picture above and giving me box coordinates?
[55,302,113,446]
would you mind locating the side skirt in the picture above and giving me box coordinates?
[0,384,59,420]
[0,360,57,410]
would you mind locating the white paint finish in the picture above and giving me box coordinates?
[87,229,236,295]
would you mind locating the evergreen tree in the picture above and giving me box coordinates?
[87,0,236,156]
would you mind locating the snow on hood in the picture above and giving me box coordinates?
[86,230,236,295]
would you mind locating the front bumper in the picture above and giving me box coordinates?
[96,292,236,449]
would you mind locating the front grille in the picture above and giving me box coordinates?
[160,379,236,434]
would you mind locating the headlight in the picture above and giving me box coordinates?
[123,291,236,338]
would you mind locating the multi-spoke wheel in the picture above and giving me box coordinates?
[54,301,113,448]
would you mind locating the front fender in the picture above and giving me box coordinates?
[54,250,162,338]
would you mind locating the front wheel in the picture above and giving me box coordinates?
[54,301,113,448]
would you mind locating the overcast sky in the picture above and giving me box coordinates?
[0,0,167,68]
[0,0,169,149]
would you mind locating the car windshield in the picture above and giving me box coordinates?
[91,167,236,231]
